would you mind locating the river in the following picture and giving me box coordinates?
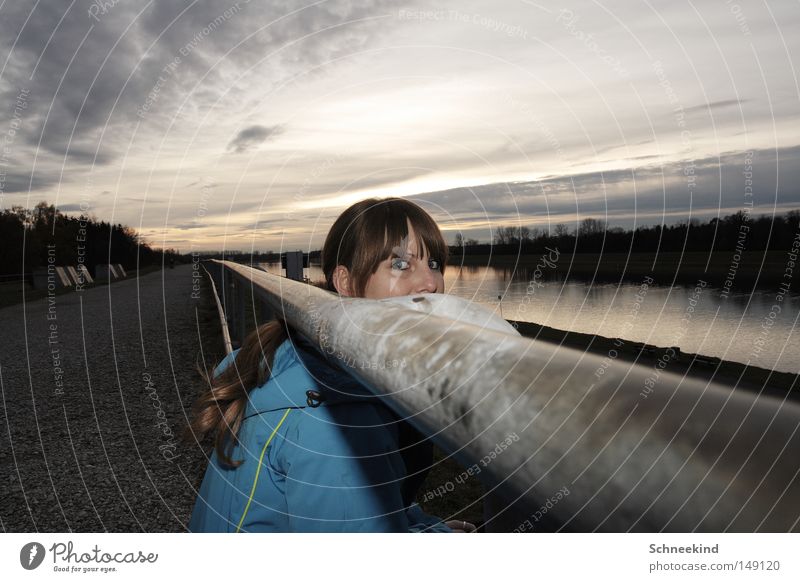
[260,262,799,375]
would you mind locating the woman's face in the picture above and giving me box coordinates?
[334,223,445,299]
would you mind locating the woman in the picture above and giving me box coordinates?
[187,197,477,532]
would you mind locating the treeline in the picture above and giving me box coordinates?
[191,250,282,263]
[453,210,800,255]
[0,202,181,277]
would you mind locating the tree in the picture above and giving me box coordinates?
[0,201,176,275]
[494,225,529,245]
[578,218,606,236]
[553,223,570,237]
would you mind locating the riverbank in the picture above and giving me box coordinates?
[508,318,799,402]
[451,251,796,291]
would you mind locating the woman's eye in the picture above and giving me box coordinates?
[391,257,410,270]
[428,258,441,271]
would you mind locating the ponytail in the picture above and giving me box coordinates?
[185,318,290,468]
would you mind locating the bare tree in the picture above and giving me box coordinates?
[578,218,606,236]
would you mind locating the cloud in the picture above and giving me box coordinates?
[3,0,797,252]
[0,170,59,193]
[408,145,800,240]
[237,218,288,231]
[683,99,749,115]
[123,197,166,203]
[226,124,284,153]
[56,204,84,212]
[172,222,210,230]
[0,0,403,186]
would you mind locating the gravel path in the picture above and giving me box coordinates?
[0,264,224,532]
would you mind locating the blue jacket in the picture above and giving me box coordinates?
[188,333,452,532]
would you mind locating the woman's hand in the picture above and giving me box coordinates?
[445,519,477,533]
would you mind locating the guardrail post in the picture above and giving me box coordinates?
[227,277,235,346]
[260,296,273,323]
[211,261,222,296]
[220,267,231,346]
[237,276,246,346]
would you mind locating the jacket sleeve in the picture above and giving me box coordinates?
[405,502,453,532]
[283,409,451,533]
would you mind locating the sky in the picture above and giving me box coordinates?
[0,0,798,252]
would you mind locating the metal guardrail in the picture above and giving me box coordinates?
[203,259,800,532]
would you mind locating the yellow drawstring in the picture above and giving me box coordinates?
[235,408,292,532]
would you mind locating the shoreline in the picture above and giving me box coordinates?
[508,318,799,402]
[450,251,798,291]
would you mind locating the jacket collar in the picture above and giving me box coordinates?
[243,332,383,417]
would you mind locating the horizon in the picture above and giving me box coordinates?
[160,206,797,256]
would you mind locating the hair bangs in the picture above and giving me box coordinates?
[378,201,448,272]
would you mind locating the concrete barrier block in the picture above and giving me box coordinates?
[95,264,118,281]
[54,267,72,287]
[76,264,94,284]
[66,266,82,285]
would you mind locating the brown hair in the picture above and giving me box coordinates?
[185,197,448,467]
[184,320,291,467]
